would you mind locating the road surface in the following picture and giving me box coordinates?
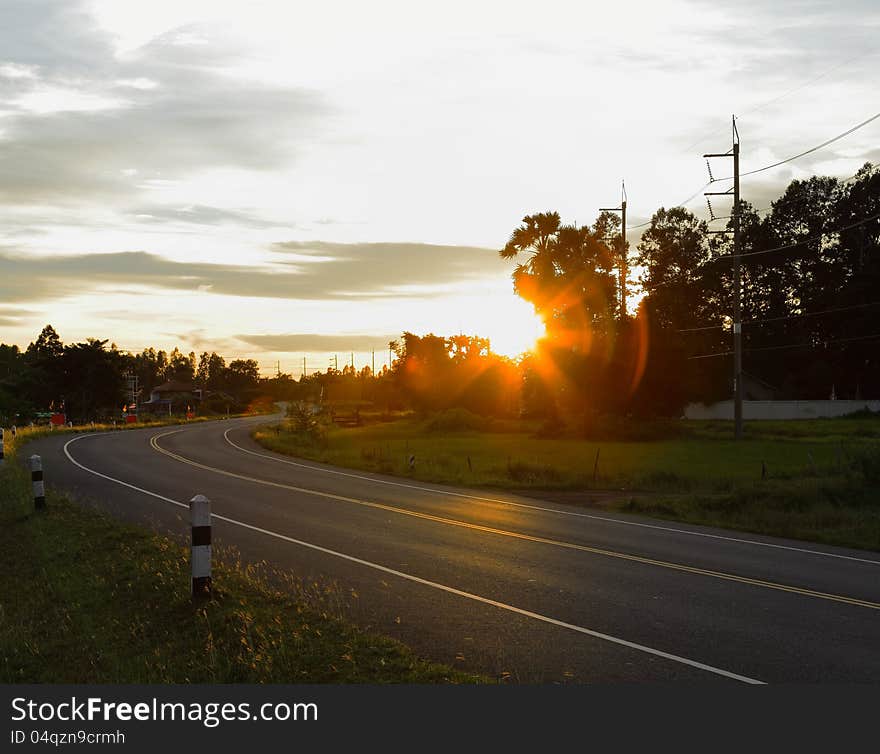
[24,417,880,683]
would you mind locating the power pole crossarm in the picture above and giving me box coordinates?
[732,131,743,440]
[704,115,743,440]
[599,180,628,320]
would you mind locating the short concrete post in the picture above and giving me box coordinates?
[10,425,15,439]
[30,454,45,510]
[190,494,212,598]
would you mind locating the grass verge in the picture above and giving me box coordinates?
[253,414,880,551]
[7,410,272,446]
[620,478,880,551]
[0,452,481,683]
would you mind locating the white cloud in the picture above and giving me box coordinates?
[115,77,158,90]
[12,85,129,114]
[0,62,38,79]
[1,0,878,360]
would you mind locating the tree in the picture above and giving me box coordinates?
[23,324,65,410]
[26,324,64,362]
[60,339,126,421]
[225,359,260,397]
[635,207,714,330]
[501,212,618,342]
[165,347,195,383]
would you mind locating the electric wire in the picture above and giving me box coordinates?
[677,300,880,333]
[687,331,880,360]
[712,111,880,182]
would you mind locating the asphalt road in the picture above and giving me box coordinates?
[23,417,880,683]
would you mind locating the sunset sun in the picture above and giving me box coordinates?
[478,295,546,359]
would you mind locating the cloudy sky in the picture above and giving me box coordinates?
[1,0,878,373]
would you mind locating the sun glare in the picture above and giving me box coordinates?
[472,295,545,359]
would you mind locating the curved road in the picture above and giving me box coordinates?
[24,417,880,683]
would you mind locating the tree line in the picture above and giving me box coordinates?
[501,162,880,418]
[1,163,877,424]
[0,326,263,423]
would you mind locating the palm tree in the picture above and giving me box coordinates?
[500,212,617,337]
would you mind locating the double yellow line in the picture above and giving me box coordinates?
[150,430,880,612]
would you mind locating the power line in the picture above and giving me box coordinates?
[704,163,880,227]
[745,300,880,327]
[714,207,880,261]
[642,204,880,292]
[626,183,711,230]
[688,350,734,360]
[747,331,880,353]
[641,207,880,294]
[677,49,877,156]
[688,331,880,359]
[677,300,880,332]
[712,111,880,182]
[677,322,729,333]
[633,115,880,232]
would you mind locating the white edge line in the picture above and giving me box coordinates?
[224,427,880,566]
[62,432,764,685]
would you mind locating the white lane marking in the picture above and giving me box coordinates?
[224,427,880,566]
[152,430,880,611]
[62,433,763,685]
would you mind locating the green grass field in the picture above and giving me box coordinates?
[0,444,481,683]
[253,412,880,551]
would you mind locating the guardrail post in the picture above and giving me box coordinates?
[30,454,45,510]
[190,494,212,598]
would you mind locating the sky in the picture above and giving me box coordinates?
[1,0,878,375]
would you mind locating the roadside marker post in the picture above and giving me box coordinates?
[0,428,4,465]
[30,454,45,510]
[190,494,212,598]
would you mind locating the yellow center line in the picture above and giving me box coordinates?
[150,430,880,612]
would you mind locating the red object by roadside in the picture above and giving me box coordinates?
[50,413,65,426]
[125,415,138,424]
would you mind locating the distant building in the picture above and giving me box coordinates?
[142,381,203,414]
[684,371,879,420]
[685,399,879,421]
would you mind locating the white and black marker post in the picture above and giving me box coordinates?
[190,494,212,597]
[30,454,45,510]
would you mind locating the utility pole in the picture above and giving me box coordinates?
[351,352,354,370]
[372,350,375,375]
[123,371,139,415]
[302,356,306,379]
[600,181,628,320]
[705,115,743,440]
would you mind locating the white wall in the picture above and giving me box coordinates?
[684,400,880,421]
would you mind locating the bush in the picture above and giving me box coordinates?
[285,402,325,442]
[423,408,487,433]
